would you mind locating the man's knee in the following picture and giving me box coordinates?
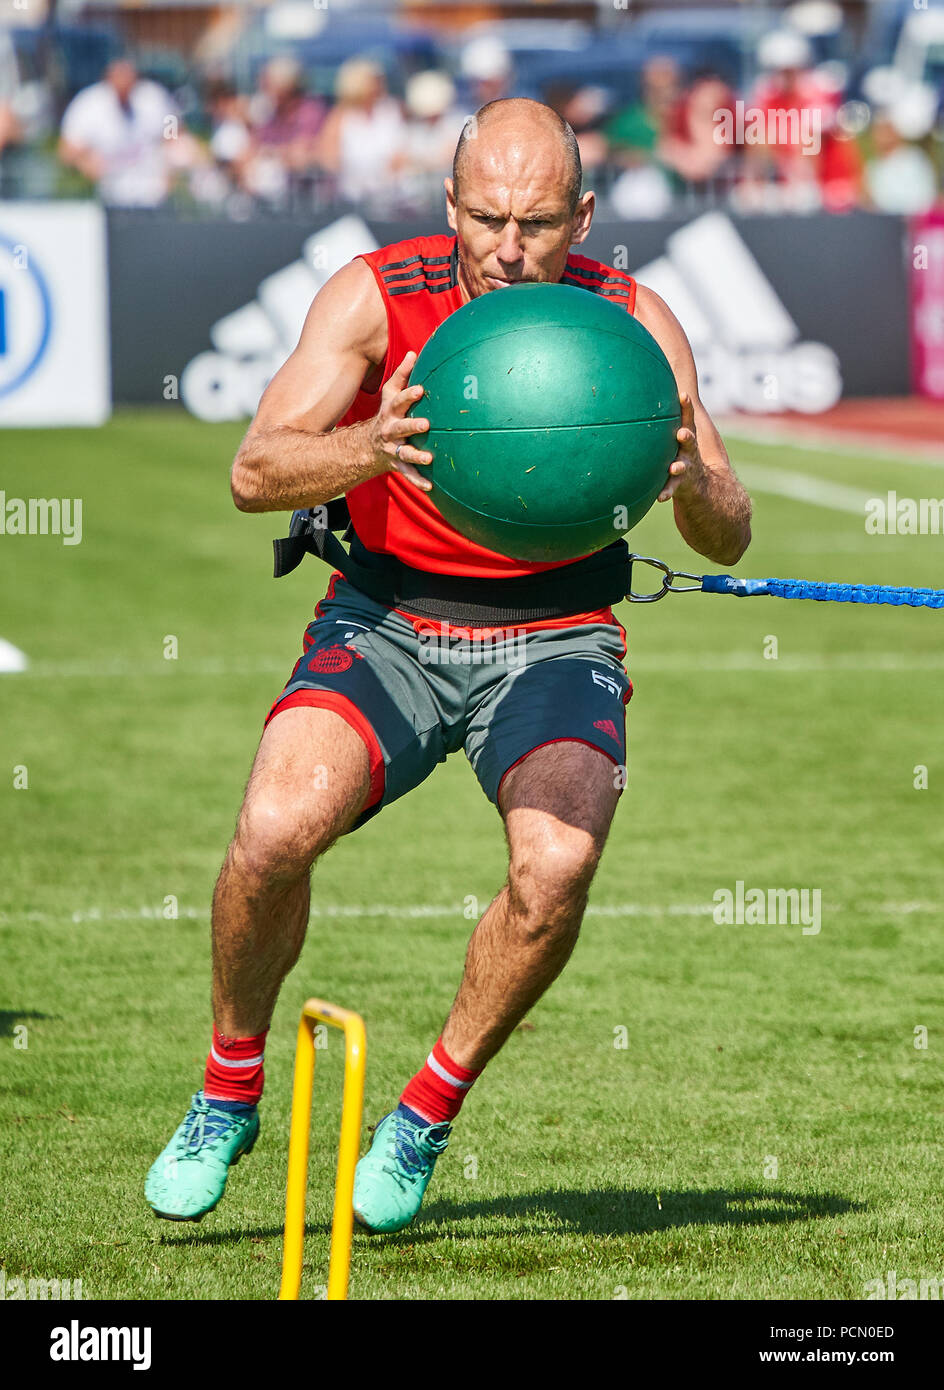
[228,707,371,887]
[507,825,601,939]
[229,795,327,886]
[501,741,618,939]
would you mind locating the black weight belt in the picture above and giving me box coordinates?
[273,500,631,625]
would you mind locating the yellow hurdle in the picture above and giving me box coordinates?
[278,999,367,1301]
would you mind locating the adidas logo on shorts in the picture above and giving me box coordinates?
[593,719,620,743]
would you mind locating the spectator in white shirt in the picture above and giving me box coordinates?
[393,70,467,212]
[59,59,195,208]
[317,58,405,210]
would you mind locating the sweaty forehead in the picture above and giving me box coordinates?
[457,127,572,214]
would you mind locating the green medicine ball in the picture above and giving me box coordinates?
[407,282,681,562]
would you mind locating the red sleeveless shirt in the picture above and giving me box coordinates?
[342,233,637,580]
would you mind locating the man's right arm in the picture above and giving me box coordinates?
[58,131,106,182]
[230,258,432,512]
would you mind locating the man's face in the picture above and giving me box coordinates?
[642,59,680,114]
[445,133,593,301]
[108,62,137,103]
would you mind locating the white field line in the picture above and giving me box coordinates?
[736,463,875,515]
[721,421,944,469]
[3,658,290,680]
[0,903,714,925]
[6,649,944,681]
[0,900,938,927]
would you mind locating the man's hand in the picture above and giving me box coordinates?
[58,139,107,184]
[657,392,704,504]
[371,351,434,492]
[231,260,440,513]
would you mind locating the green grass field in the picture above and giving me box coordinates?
[2,408,943,1301]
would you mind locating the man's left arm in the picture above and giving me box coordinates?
[634,283,752,567]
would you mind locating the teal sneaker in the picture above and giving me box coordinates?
[353,1110,451,1234]
[145,1091,259,1222]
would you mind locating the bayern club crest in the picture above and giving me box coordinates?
[309,645,360,673]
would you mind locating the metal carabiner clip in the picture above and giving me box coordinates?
[626,554,673,602]
[663,567,704,594]
[626,554,704,602]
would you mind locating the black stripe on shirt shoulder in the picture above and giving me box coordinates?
[380,253,423,272]
[387,280,457,297]
[562,276,632,298]
[565,265,633,288]
[380,240,459,289]
[380,250,455,275]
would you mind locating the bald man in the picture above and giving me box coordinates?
[145,99,751,1233]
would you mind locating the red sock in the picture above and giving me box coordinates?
[399,1038,481,1124]
[203,1025,268,1105]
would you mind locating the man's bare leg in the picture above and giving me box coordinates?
[211,706,371,1037]
[441,741,620,1070]
[352,741,620,1234]
[146,705,371,1220]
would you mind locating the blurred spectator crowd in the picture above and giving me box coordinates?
[55,52,467,216]
[599,30,939,218]
[1,5,943,220]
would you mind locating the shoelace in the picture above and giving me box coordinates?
[181,1099,240,1155]
[382,1116,449,1186]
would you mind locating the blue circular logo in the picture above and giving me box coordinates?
[0,231,53,401]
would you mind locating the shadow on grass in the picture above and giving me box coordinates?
[0,1009,59,1036]
[156,1186,860,1248]
[409,1187,861,1240]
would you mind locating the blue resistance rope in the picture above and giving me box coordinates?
[625,555,944,609]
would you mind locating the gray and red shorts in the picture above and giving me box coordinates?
[266,573,633,832]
